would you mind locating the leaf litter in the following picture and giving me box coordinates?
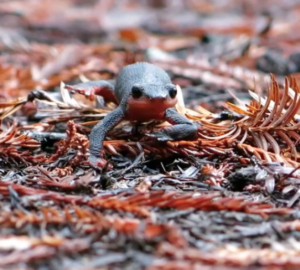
[1,1,300,269]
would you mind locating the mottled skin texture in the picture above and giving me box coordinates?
[67,62,198,168]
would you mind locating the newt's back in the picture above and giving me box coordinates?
[114,62,172,103]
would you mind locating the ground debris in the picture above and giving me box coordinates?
[1,1,300,269]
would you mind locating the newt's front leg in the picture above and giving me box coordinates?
[65,80,117,104]
[147,108,198,141]
[88,107,124,167]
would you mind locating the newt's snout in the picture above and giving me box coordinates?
[126,95,177,122]
[125,84,178,122]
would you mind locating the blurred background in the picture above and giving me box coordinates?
[1,0,300,110]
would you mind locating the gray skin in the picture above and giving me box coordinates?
[67,62,198,168]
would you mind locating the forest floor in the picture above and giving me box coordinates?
[1,1,300,269]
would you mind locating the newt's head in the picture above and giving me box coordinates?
[131,83,177,99]
[126,83,178,121]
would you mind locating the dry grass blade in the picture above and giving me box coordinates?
[0,98,27,120]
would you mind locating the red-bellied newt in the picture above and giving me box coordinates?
[66,62,198,168]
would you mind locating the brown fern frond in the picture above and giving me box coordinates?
[0,122,39,148]
[223,75,300,163]
[238,143,298,167]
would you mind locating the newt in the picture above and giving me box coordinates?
[66,62,198,168]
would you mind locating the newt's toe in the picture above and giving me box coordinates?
[88,155,107,168]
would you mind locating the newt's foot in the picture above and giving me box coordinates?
[146,123,199,142]
[146,130,174,142]
[88,155,107,168]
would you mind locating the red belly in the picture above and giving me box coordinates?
[125,97,177,122]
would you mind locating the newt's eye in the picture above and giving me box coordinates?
[169,86,177,99]
[131,86,143,99]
